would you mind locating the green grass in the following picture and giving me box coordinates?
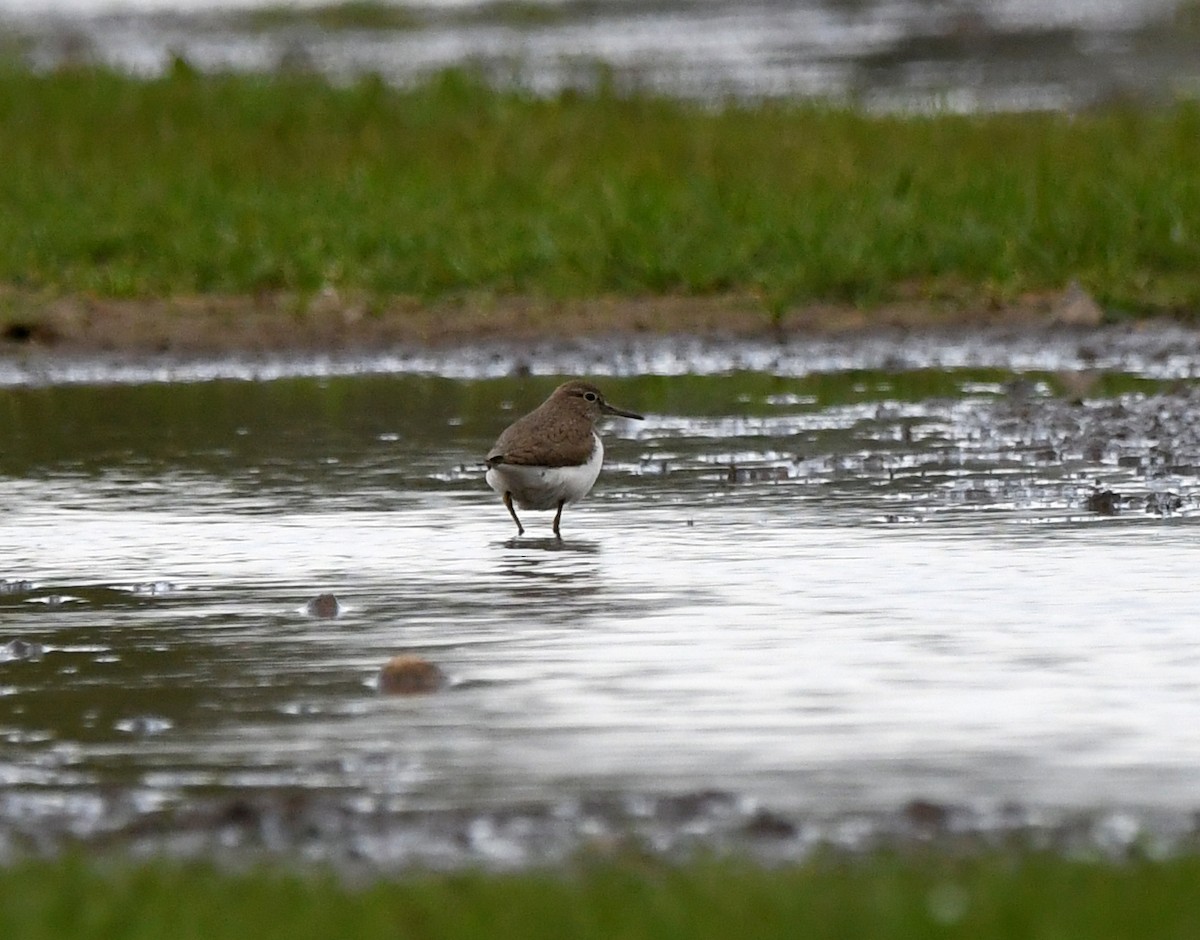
[3,852,1200,939]
[0,66,1197,317]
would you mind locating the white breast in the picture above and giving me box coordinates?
[486,434,604,511]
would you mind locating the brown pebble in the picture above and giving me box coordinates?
[306,593,340,618]
[378,655,445,695]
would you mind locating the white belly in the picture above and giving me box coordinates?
[486,434,604,511]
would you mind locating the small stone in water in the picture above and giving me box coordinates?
[1085,489,1120,515]
[378,656,444,695]
[306,593,340,618]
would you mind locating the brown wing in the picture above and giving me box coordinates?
[487,404,595,468]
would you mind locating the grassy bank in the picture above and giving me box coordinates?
[3,852,1200,939]
[0,66,1197,321]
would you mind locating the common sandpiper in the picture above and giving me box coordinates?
[485,380,643,538]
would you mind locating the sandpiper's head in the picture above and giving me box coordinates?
[551,380,644,423]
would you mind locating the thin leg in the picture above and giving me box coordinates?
[552,500,564,539]
[503,492,525,536]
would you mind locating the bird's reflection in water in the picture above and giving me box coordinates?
[492,540,606,617]
[497,537,600,554]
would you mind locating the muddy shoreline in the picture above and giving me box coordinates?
[0,289,1130,358]
[0,292,1196,389]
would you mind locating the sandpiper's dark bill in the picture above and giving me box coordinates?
[485,380,643,538]
[600,401,644,420]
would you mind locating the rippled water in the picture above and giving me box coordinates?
[1,0,1195,111]
[3,332,1200,866]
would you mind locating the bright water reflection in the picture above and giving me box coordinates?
[1,0,1193,111]
[2,366,1200,860]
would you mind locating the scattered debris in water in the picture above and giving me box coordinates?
[377,656,445,695]
[306,593,341,619]
[0,788,1194,872]
[1085,489,1122,515]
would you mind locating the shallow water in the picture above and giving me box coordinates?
[3,330,1200,866]
[2,0,1196,111]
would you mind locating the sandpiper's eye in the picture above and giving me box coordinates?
[584,392,598,402]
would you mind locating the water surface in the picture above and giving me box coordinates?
[2,0,1195,111]
[3,332,1200,866]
